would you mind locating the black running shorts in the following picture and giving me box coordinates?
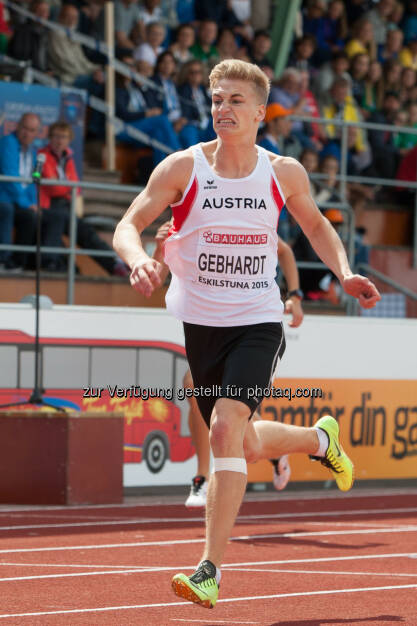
[183,321,286,427]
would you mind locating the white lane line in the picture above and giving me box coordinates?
[0,562,146,569]
[1,525,417,554]
[170,617,261,624]
[1,565,417,585]
[1,507,417,531]
[0,568,163,583]
[0,583,416,618]
[227,568,417,577]
[2,551,415,572]
[1,553,416,581]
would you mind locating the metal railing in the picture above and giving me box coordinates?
[290,113,417,269]
[0,174,359,308]
[0,175,142,304]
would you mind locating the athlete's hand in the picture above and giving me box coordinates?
[285,297,304,328]
[154,221,171,249]
[341,274,381,309]
[130,256,162,297]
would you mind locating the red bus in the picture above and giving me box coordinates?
[0,330,194,473]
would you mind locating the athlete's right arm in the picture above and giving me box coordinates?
[113,151,193,297]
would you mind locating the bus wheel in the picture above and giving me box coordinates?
[143,434,168,473]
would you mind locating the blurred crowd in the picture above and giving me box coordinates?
[1,0,416,297]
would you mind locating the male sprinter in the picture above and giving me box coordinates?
[153,221,303,504]
[113,59,380,610]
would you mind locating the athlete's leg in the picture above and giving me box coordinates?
[184,369,210,478]
[243,418,319,463]
[203,397,250,567]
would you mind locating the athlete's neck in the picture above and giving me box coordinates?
[208,138,258,179]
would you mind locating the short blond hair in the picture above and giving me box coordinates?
[209,59,270,104]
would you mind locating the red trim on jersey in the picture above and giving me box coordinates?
[271,175,284,232]
[170,176,198,235]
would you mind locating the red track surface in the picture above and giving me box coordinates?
[0,489,416,625]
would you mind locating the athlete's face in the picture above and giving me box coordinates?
[211,79,265,137]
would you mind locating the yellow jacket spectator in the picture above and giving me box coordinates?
[322,77,368,154]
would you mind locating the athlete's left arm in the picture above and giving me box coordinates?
[277,237,304,327]
[275,157,380,309]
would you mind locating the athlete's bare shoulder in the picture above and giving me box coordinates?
[153,147,194,187]
[265,151,310,198]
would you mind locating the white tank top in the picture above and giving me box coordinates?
[164,143,286,327]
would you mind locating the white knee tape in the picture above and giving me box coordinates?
[212,457,247,475]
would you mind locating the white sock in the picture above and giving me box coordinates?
[314,427,329,457]
[216,567,221,584]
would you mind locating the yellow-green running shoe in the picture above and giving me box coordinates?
[311,415,354,491]
[172,560,219,609]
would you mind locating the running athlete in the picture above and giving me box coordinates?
[153,221,303,505]
[113,59,381,610]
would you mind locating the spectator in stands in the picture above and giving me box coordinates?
[228,0,253,42]
[135,0,178,42]
[78,0,106,64]
[177,59,214,147]
[390,1,404,29]
[8,0,50,72]
[216,27,239,62]
[115,0,142,53]
[322,76,372,174]
[349,52,371,108]
[194,0,232,24]
[270,68,315,149]
[399,66,417,104]
[115,55,181,164]
[345,0,372,28]
[190,19,219,66]
[403,0,417,44]
[258,103,302,160]
[299,146,320,197]
[367,90,401,179]
[377,27,404,65]
[303,0,347,65]
[0,1,12,53]
[381,58,402,95]
[302,0,327,48]
[299,69,324,150]
[169,23,195,66]
[288,34,317,72]
[345,17,375,60]
[361,60,383,117]
[399,35,417,71]
[176,0,195,24]
[364,0,395,47]
[134,21,166,68]
[313,50,351,106]
[314,154,341,207]
[152,51,187,134]
[248,29,273,71]
[48,5,104,91]
[394,102,417,151]
[37,121,128,276]
[322,0,348,52]
[0,113,39,271]
[138,0,164,26]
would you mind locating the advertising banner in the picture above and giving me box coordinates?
[0,304,415,487]
[0,81,86,175]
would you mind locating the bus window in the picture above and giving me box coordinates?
[91,348,136,387]
[43,347,89,389]
[0,346,18,388]
[19,350,37,388]
[137,349,173,389]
